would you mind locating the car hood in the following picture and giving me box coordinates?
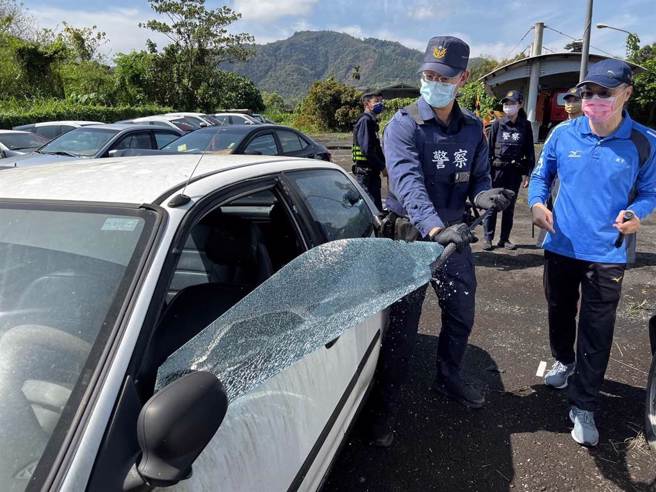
[0,152,83,168]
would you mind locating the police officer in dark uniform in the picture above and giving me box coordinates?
[482,90,535,250]
[352,90,385,210]
[368,35,514,446]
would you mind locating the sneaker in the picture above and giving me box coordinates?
[544,360,575,389]
[482,239,494,251]
[497,240,517,250]
[433,377,485,409]
[569,406,599,447]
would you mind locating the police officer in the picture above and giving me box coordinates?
[563,87,583,119]
[352,90,385,210]
[530,60,656,446]
[367,35,514,446]
[482,90,535,250]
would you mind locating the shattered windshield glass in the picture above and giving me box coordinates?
[157,238,444,401]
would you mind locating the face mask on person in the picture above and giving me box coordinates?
[372,102,384,114]
[503,103,519,117]
[420,78,458,108]
[581,95,617,123]
[564,101,581,115]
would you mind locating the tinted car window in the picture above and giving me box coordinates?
[0,133,48,150]
[35,126,63,140]
[288,170,375,241]
[154,131,179,148]
[214,115,229,125]
[112,132,153,150]
[244,133,278,156]
[162,127,246,153]
[276,130,304,153]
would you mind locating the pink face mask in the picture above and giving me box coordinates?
[581,96,617,123]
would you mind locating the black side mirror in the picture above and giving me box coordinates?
[0,150,5,159]
[124,371,228,491]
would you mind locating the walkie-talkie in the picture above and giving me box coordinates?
[614,210,636,248]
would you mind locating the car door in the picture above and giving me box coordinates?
[108,131,154,154]
[281,168,385,490]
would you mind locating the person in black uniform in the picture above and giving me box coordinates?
[352,90,385,210]
[482,90,535,250]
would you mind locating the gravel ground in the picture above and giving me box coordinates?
[320,139,656,492]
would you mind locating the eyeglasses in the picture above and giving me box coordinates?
[421,71,461,84]
[578,85,628,100]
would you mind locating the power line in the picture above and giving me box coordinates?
[544,25,621,59]
[503,27,534,61]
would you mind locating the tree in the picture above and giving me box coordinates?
[564,41,583,53]
[458,81,496,120]
[626,33,641,63]
[60,23,107,62]
[351,65,361,81]
[263,92,287,112]
[295,78,361,132]
[0,0,34,39]
[629,53,656,126]
[141,0,254,110]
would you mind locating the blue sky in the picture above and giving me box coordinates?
[21,0,656,61]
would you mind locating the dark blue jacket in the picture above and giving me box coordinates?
[384,98,491,237]
[352,112,385,172]
[488,114,535,175]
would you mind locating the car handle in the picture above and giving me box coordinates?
[325,336,340,349]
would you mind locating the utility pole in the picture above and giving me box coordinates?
[580,0,594,81]
[526,21,544,141]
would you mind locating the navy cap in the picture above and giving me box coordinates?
[563,87,580,101]
[361,90,382,103]
[418,36,470,78]
[577,59,633,89]
[501,90,523,104]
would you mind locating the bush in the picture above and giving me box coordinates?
[0,99,172,128]
[294,78,361,132]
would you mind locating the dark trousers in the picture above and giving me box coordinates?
[483,167,523,242]
[369,219,477,433]
[354,168,382,211]
[544,251,625,411]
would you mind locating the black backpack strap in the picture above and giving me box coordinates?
[630,129,650,169]
[403,103,424,125]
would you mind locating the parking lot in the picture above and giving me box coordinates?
[323,142,656,492]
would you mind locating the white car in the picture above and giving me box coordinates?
[0,155,384,491]
[119,116,198,133]
[13,121,103,141]
[164,112,220,127]
[212,112,260,125]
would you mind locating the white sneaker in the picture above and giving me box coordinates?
[544,360,575,389]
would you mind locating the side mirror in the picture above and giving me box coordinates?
[0,150,5,159]
[243,150,262,155]
[124,371,228,491]
[199,122,208,128]
[108,149,120,158]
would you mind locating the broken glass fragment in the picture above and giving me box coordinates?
[157,238,444,400]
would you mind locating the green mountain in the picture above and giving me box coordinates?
[225,31,483,102]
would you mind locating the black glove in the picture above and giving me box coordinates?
[432,223,477,252]
[474,188,516,211]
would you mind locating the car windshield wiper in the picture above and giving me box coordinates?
[43,151,80,157]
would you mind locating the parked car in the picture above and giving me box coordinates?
[164,112,220,126]
[13,121,103,141]
[0,154,384,491]
[0,130,49,158]
[115,125,331,161]
[251,113,275,124]
[118,115,196,133]
[213,112,260,125]
[0,124,182,168]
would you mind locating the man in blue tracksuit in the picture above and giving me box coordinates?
[367,35,514,446]
[529,59,656,447]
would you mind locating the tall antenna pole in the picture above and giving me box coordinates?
[579,0,594,81]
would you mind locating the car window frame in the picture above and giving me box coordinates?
[151,129,180,149]
[276,129,307,155]
[108,131,155,153]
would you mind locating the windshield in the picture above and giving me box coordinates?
[0,133,48,150]
[39,128,118,157]
[0,204,155,490]
[202,114,221,125]
[161,127,247,153]
[179,117,202,130]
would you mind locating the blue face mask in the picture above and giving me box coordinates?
[420,78,458,108]
[372,102,384,114]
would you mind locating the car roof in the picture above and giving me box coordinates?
[81,124,171,132]
[0,130,32,135]
[0,154,334,204]
[34,121,102,126]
